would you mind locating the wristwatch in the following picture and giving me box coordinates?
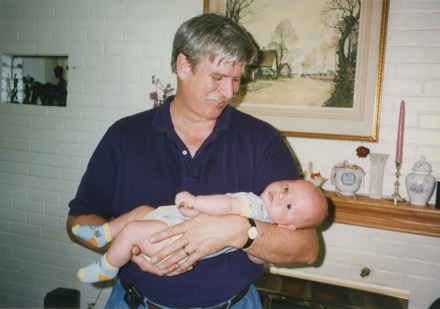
[242,218,257,249]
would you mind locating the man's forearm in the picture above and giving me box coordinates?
[147,214,319,269]
[242,220,319,265]
[66,214,109,252]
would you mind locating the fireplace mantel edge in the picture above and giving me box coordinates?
[324,191,440,237]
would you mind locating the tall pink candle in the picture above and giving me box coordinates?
[396,100,405,162]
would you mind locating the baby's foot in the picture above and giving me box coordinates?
[77,254,118,283]
[72,223,112,248]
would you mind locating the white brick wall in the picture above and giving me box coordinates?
[0,1,439,308]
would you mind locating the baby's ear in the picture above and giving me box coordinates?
[278,224,296,230]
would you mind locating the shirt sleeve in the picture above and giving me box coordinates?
[253,129,299,194]
[68,125,119,219]
[226,192,272,223]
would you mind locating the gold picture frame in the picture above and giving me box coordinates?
[204,0,389,141]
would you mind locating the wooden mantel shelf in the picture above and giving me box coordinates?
[324,191,440,237]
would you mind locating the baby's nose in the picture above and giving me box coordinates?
[277,192,285,200]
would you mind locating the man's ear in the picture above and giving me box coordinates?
[176,53,191,79]
[278,224,296,230]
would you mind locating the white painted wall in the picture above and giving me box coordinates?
[0,1,439,308]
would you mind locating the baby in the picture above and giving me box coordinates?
[73,179,327,283]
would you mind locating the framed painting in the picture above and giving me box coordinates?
[204,0,389,141]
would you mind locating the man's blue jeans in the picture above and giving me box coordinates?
[104,279,263,309]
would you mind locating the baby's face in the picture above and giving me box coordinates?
[260,180,309,227]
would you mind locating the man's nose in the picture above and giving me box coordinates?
[220,79,235,100]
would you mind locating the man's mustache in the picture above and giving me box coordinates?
[205,95,236,103]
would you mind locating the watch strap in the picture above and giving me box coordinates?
[242,218,256,249]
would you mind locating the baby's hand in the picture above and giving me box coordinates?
[175,191,196,209]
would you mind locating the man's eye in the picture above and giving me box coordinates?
[211,74,223,80]
[233,78,241,83]
[287,203,291,209]
[283,185,289,192]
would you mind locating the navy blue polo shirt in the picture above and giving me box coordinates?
[69,96,299,307]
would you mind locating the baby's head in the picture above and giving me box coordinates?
[260,179,328,230]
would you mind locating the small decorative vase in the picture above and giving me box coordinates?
[368,153,389,199]
[405,156,436,206]
[331,160,364,197]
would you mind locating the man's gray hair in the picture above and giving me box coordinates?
[171,13,258,73]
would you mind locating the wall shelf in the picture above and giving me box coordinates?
[324,191,440,237]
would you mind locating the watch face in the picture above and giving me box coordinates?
[248,227,258,239]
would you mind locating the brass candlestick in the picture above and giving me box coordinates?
[386,161,406,204]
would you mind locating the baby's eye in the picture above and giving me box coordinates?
[286,202,291,210]
[283,185,289,192]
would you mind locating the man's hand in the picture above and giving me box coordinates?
[130,245,193,276]
[148,213,247,271]
[247,254,265,264]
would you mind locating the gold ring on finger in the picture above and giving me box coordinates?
[182,245,190,256]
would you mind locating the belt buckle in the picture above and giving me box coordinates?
[123,283,145,309]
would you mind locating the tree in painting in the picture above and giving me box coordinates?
[322,0,361,107]
[224,0,361,108]
[226,0,254,23]
[268,19,298,76]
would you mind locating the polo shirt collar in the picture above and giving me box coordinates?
[151,95,232,134]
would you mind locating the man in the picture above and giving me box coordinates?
[67,13,319,309]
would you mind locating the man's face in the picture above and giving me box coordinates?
[182,56,245,121]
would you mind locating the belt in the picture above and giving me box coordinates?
[212,285,250,309]
[120,278,250,309]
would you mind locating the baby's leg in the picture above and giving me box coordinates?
[71,205,156,248]
[77,220,170,283]
[72,223,112,248]
[105,220,172,267]
[108,205,156,237]
[77,253,118,283]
